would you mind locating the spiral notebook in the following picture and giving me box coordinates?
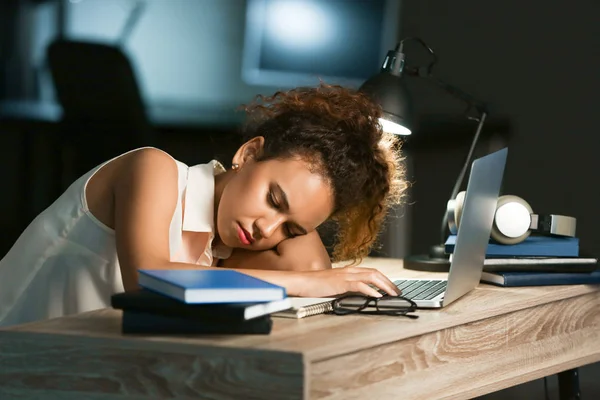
[272,297,336,319]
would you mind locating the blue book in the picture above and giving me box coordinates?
[480,270,600,287]
[445,234,579,257]
[137,269,287,304]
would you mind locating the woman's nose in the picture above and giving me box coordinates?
[255,214,285,239]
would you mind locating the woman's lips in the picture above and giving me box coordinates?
[237,224,254,245]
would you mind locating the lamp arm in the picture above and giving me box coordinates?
[425,74,487,115]
[439,110,487,243]
[405,68,487,115]
[376,38,492,249]
[405,67,489,244]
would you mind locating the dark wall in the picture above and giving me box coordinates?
[0,0,20,100]
[400,0,600,256]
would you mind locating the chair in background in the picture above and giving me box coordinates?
[47,39,156,190]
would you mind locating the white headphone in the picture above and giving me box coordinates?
[447,191,577,245]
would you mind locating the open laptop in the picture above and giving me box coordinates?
[388,147,508,309]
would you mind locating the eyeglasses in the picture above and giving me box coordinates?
[332,294,419,319]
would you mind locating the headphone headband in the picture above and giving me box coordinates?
[532,214,577,237]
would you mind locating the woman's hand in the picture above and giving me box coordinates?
[293,266,401,298]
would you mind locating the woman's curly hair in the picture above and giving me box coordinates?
[240,83,408,264]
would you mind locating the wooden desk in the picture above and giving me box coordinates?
[1,257,599,400]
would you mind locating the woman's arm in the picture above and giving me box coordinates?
[112,149,397,298]
[112,148,303,291]
[219,230,332,272]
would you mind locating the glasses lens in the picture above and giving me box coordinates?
[335,295,371,311]
[375,296,415,310]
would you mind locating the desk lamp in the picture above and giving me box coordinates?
[359,37,488,272]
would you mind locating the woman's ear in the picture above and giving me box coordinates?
[232,136,265,168]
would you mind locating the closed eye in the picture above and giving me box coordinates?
[267,183,308,238]
[268,190,280,210]
[267,190,292,237]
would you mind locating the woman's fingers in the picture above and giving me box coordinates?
[359,271,400,296]
[343,270,399,296]
[377,273,401,296]
[326,267,401,297]
[351,281,383,298]
[341,267,399,291]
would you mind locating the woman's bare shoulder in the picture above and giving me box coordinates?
[86,147,179,229]
[91,147,178,192]
[116,147,180,195]
[125,147,177,171]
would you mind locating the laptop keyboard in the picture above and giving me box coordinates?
[392,279,447,301]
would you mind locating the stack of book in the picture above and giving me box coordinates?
[111,269,291,335]
[445,234,599,287]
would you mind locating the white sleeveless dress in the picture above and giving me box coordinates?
[0,147,231,327]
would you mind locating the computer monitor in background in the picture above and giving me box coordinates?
[242,0,401,88]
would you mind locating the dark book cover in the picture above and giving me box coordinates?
[481,269,600,287]
[121,309,273,335]
[483,262,597,273]
[111,289,291,322]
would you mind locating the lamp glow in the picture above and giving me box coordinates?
[379,118,411,136]
[379,118,412,136]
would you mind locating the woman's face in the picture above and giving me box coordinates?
[216,144,334,251]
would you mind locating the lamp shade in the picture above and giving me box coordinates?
[359,71,413,135]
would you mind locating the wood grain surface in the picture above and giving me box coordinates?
[0,330,305,400]
[1,257,599,400]
[310,291,600,399]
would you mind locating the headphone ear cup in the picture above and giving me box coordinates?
[490,195,534,245]
[447,191,467,235]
